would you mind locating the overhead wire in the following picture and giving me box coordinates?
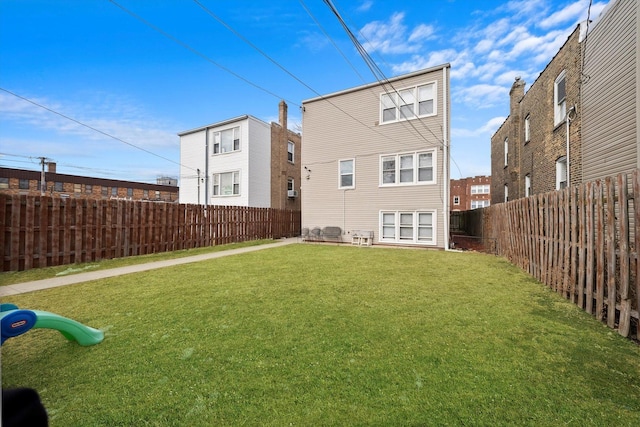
[321,0,463,179]
[107,0,300,108]
[190,0,410,148]
[0,87,196,173]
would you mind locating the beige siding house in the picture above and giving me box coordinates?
[301,64,450,248]
[582,0,639,181]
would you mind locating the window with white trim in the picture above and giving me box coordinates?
[524,114,531,143]
[453,196,460,205]
[213,171,240,196]
[287,178,294,192]
[504,138,508,167]
[339,159,355,189]
[213,127,240,154]
[554,71,567,126]
[379,210,436,245]
[380,151,435,186]
[380,82,436,124]
[471,200,490,209]
[525,174,531,197]
[471,185,490,194]
[556,157,567,190]
[287,141,295,163]
[504,184,508,202]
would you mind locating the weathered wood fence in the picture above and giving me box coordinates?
[466,170,640,339]
[0,195,301,272]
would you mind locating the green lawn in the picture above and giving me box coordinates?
[0,239,277,286]
[2,244,640,426]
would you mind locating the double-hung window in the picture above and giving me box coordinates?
[525,174,531,197]
[213,127,240,154]
[287,141,295,163]
[380,151,435,186]
[471,200,490,209]
[556,157,567,189]
[339,159,355,189]
[554,71,567,126]
[213,171,240,196]
[380,210,435,245]
[380,82,436,124]
[471,185,490,194]
[524,114,531,143]
[504,138,508,166]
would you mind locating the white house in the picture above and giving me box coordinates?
[179,115,272,207]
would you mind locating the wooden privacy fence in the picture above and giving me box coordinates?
[0,195,301,272]
[482,170,640,339]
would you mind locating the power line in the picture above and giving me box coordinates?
[0,87,195,172]
[107,0,300,108]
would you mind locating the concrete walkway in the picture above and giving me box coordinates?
[0,238,300,297]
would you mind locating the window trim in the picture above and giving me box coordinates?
[504,138,508,167]
[525,174,531,197]
[504,184,508,203]
[471,200,490,209]
[554,70,567,126]
[379,81,437,125]
[339,158,355,189]
[453,196,460,205]
[524,114,531,143]
[556,156,567,190]
[379,150,436,187]
[212,170,241,197]
[212,126,241,155]
[379,210,437,246]
[287,141,295,163]
[470,185,490,194]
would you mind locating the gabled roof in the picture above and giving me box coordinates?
[177,114,269,137]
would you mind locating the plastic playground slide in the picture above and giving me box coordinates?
[1,303,104,346]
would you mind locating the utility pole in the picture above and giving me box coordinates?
[39,157,47,196]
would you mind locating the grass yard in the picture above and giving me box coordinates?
[2,244,640,426]
[0,239,277,286]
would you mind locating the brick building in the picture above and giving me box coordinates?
[0,163,178,202]
[270,101,301,211]
[450,175,491,211]
[491,25,583,204]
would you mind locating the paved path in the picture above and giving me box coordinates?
[0,238,300,297]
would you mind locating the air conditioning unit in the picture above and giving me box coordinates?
[287,190,298,198]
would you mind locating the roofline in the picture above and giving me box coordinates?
[302,63,451,104]
[178,114,269,136]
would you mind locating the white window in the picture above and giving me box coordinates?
[504,184,508,202]
[213,127,240,154]
[525,174,531,197]
[287,177,294,192]
[524,114,530,143]
[556,157,567,190]
[379,211,436,245]
[453,196,460,205]
[554,71,567,126]
[380,82,436,124]
[213,171,240,196]
[287,141,295,163]
[380,151,435,186]
[471,185,490,194]
[339,159,355,189]
[504,138,508,167]
[471,200,490,209]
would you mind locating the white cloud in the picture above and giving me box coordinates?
[454,84,509,109]
[452,116,507,138]
[539,0,586,29]
[356,1,373,13]
[360,12,435,55]
[0,91,177,150]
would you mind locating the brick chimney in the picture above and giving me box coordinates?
[47,162,56,173]
[510,77,525,118]
[279,100,287,132]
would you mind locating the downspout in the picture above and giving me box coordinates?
[442,65,450,250]
[566,105,576,186]
[204,127,209,207]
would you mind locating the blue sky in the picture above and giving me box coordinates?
[0,0,608,183]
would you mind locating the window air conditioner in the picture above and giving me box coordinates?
[287,190,298,198]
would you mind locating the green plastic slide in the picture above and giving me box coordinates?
[32,310,104,346]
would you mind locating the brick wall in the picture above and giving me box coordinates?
[450,175,491,211]
[491,25,582,204]
[270,101,302,211]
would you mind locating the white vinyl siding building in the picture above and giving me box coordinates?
[302,64,450,248]
[179,115,271,207]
